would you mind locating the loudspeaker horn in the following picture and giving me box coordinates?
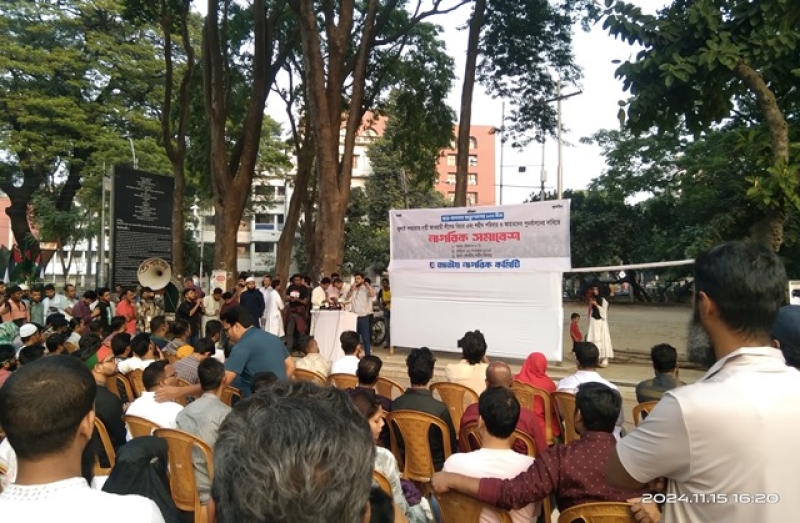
[137,258,172,291]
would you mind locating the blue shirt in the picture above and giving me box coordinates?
[224,327,289,396]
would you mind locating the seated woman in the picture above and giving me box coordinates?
[351,391,433,523]
[444,330,489,395]
[515,352,561,442]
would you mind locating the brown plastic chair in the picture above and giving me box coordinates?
[128,369,146,398]
[154,428,214,523]
[93,417,116,475]
[552,392,580,444]
[512,429,538,457]
[511,380,557,445]
[376,376,404,399]
[632,401,659,426]
[557,502,635,523]
[387,410,453,492]
[220,385,241,407]
[459,423,482,451]
[373,469,392,496]
[107,374,135,404]
[328,373,358,390]
[438,490,512,523]
[293,368,328,385]
[124,415,160,438]
[430,382,478,436]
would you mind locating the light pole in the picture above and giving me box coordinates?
[545,83,582,200]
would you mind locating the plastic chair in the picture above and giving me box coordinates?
[124,415,161,439]
[107,374,135,404]
[220,385,241,407]
[632,401,659,426]
[437,490,513,523]
[128,369,146,398]
[372,469,392,496]
[460,423,482,451]
[93,417,116,475]
[328,373,358,390]
[154,428,214,523]
[375,376,404,399]
[430,382,478,436]
[552,392,580,444]
[512,429,538,457]
[293,368,328,385]
[557,502,635,523]
[387,410,453,492]
[511,380,557,445]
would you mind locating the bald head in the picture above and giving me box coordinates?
[485,361,513,388]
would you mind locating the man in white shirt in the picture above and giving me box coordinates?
[0,355,164,522]
[117,333,160,375]
[558,342,623,438]
[201,288,223,336]
[42,283,72,320]
[606,241,800,523]
[125,360,183,440]
[311,278,332,310]
[330,330,363,375]
[346,272,376,356]
[442,387,539,523]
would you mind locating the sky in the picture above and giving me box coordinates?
[255,1,660,205]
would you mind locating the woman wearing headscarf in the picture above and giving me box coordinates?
[515,352,561,441]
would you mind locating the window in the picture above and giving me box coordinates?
[277,214,285,225]
[446,173,456,184]
[255,214,270,224]
[447,192,455,202]
[237,244,250,257]
[254,242,275,253]
[353,154,360,169]
[469,136,478,149]
[467,192,478,205]
[276,186,286,196]
[468,173,477,185]
[204,216,215,227]
[468,154,478,167]
[446,154,456,167]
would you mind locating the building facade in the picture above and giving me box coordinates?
[435,125,497,206]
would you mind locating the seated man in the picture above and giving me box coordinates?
[635,343,685,403]
[176,358,231,503]
[294,335,332,377]
[432,382,649,513]
[117,333,160,375]
[85,350,127,468]
[125,360,183,440]
[211,381,374,523]
[330,330,363,375]
[0,355,164,521]
[557,342,623,438]
[349,355,392,448]
[772,305,800,369]
[459,362,546,454]
[392,347,457,471]
[443,387,540,523]
[173,337,216,385]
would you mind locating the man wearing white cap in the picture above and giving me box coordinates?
[15,324,42,357]
[239,276,265,327]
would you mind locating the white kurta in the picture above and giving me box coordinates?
[586,297,613,359]
[264,290,285,337]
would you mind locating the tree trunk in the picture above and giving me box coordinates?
[275,131,314,284]
[454,0,486,207]
[6,201,40,274]
[171,164,186,278]
[733,61,790,251]
[303,171,317,276]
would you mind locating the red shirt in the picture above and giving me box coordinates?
[459,401,548,456]
[570,321,582,343]
[116,300,137,334]
[477,431,648,512]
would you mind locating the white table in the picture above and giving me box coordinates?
[311,310,357,363]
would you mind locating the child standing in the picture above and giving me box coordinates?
[569,312,583,345]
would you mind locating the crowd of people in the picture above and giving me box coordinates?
[1,240,800,523]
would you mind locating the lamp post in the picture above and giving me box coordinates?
[545,83,582,200]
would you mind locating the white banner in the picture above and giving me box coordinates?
[389,201,570,273]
